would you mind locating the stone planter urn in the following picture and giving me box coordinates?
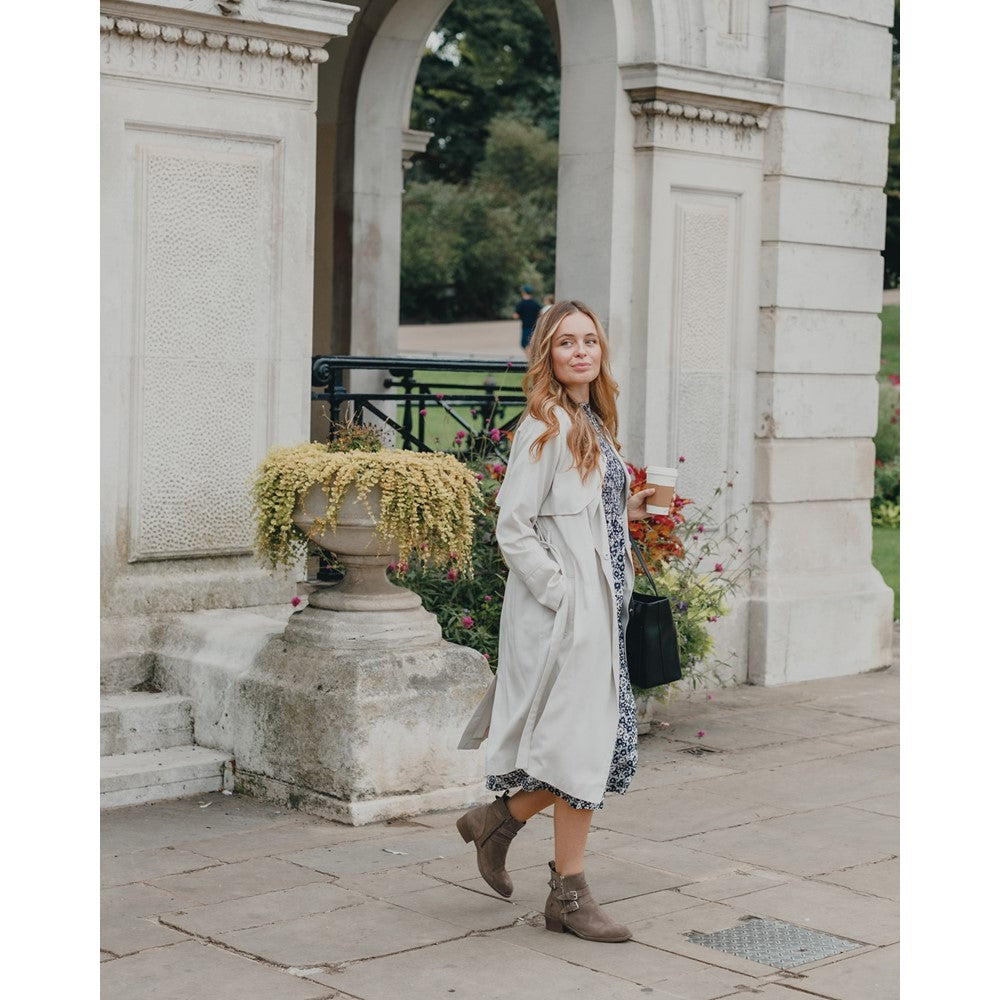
[292,483,421,612]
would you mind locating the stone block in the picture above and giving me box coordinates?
[101,746,235,810]
[754,438,875,502]
[233,606,492,824]
[757,373,878,438]
[762,176,887,249]
[747,569,894,684]
[101,694,194,756]
[753,500,878,571]
[758,308,882,375]
[100,939,330,1000]
[770,5,893,97]
[796,943,900,1000]
[678,804,898,877]
[764,109,891,185]
[770,0,895,25]
[760,243,884,312]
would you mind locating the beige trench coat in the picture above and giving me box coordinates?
[458,406,635,805]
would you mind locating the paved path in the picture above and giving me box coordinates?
[102,638,899,1000]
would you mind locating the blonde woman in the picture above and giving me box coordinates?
[458,299,655,942]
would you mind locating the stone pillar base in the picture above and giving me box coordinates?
[747,567,893,685]
[234,771,489,826]
[233,605,493,825]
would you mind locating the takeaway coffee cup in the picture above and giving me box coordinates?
[645,466,678,515]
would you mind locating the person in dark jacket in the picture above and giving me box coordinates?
[513,285,542,353]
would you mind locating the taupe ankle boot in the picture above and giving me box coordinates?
[456,795,525,897]
[544,861,632,942]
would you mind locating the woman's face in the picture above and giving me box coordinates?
[549,311,602,401]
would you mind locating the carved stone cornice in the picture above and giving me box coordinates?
[629,95,769,130]
[623,62,781,134]
[100,13,330,66]
[99,3,357,101]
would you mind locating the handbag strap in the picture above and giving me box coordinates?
[628,534,659,597]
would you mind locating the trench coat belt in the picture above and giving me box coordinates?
[456,588,571,751]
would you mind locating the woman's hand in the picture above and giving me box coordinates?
[626,487,657,521]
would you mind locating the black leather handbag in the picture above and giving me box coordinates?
[626,536,683,688]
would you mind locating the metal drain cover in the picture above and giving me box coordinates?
[687,918,861,968]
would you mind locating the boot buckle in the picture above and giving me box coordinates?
[557,888,579,913]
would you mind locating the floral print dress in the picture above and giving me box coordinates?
[486,404,638,810]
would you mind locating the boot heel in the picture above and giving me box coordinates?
[544,915,566,933]
[456,815,475,844]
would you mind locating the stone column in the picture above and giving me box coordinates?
[749,0,895,683]
[100,0,357,685]
[621,64,780,684]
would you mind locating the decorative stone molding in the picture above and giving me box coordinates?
[629,97,768,131]
[622,62,781,152]
[100,13,330,64]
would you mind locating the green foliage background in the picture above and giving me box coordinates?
[402,0,559,322]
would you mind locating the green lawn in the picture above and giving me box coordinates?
[878,304,899,378]
[872,525,899,621]
[394,368,525,454]
[872,303,900,621]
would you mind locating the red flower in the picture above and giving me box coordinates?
[714,563,723,573]
[696,730,706,739]
[290,596,302,607]
[461,615,474,628]
[678,456,686,463]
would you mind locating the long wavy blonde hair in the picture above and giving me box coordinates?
[521,299,621,482]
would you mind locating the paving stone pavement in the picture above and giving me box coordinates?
[102,632,899,1000]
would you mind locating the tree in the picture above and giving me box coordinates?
[409,0,559,185]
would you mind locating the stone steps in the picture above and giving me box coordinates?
[101,692,194,756]
[101,745,234,810]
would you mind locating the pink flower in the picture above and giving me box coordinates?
[419,408,427,417]
[484,595,492,602]
[455,431,466,442]
[489,428,501,442]
[714,563,723,573]
[387,563,397,572]
[696,730,706,739]
[708,616,718,622]
[888,374,900,386]
[483,653,490,662]
[475,472,484,481]
[435,393,444,400]
[461,615,474,628]
[471,408,478,417]
[678,455,686,463]
[446,567,459,581]
[290,596,302,607]
[706,693,713,700]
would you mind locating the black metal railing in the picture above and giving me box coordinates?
[311,355,529,462]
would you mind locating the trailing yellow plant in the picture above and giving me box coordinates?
[251,442,483,573]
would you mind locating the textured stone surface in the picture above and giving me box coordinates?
[233,611,491,824]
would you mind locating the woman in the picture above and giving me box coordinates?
[457,299,655,943]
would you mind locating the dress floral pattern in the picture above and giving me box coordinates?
[486,404,638,810]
